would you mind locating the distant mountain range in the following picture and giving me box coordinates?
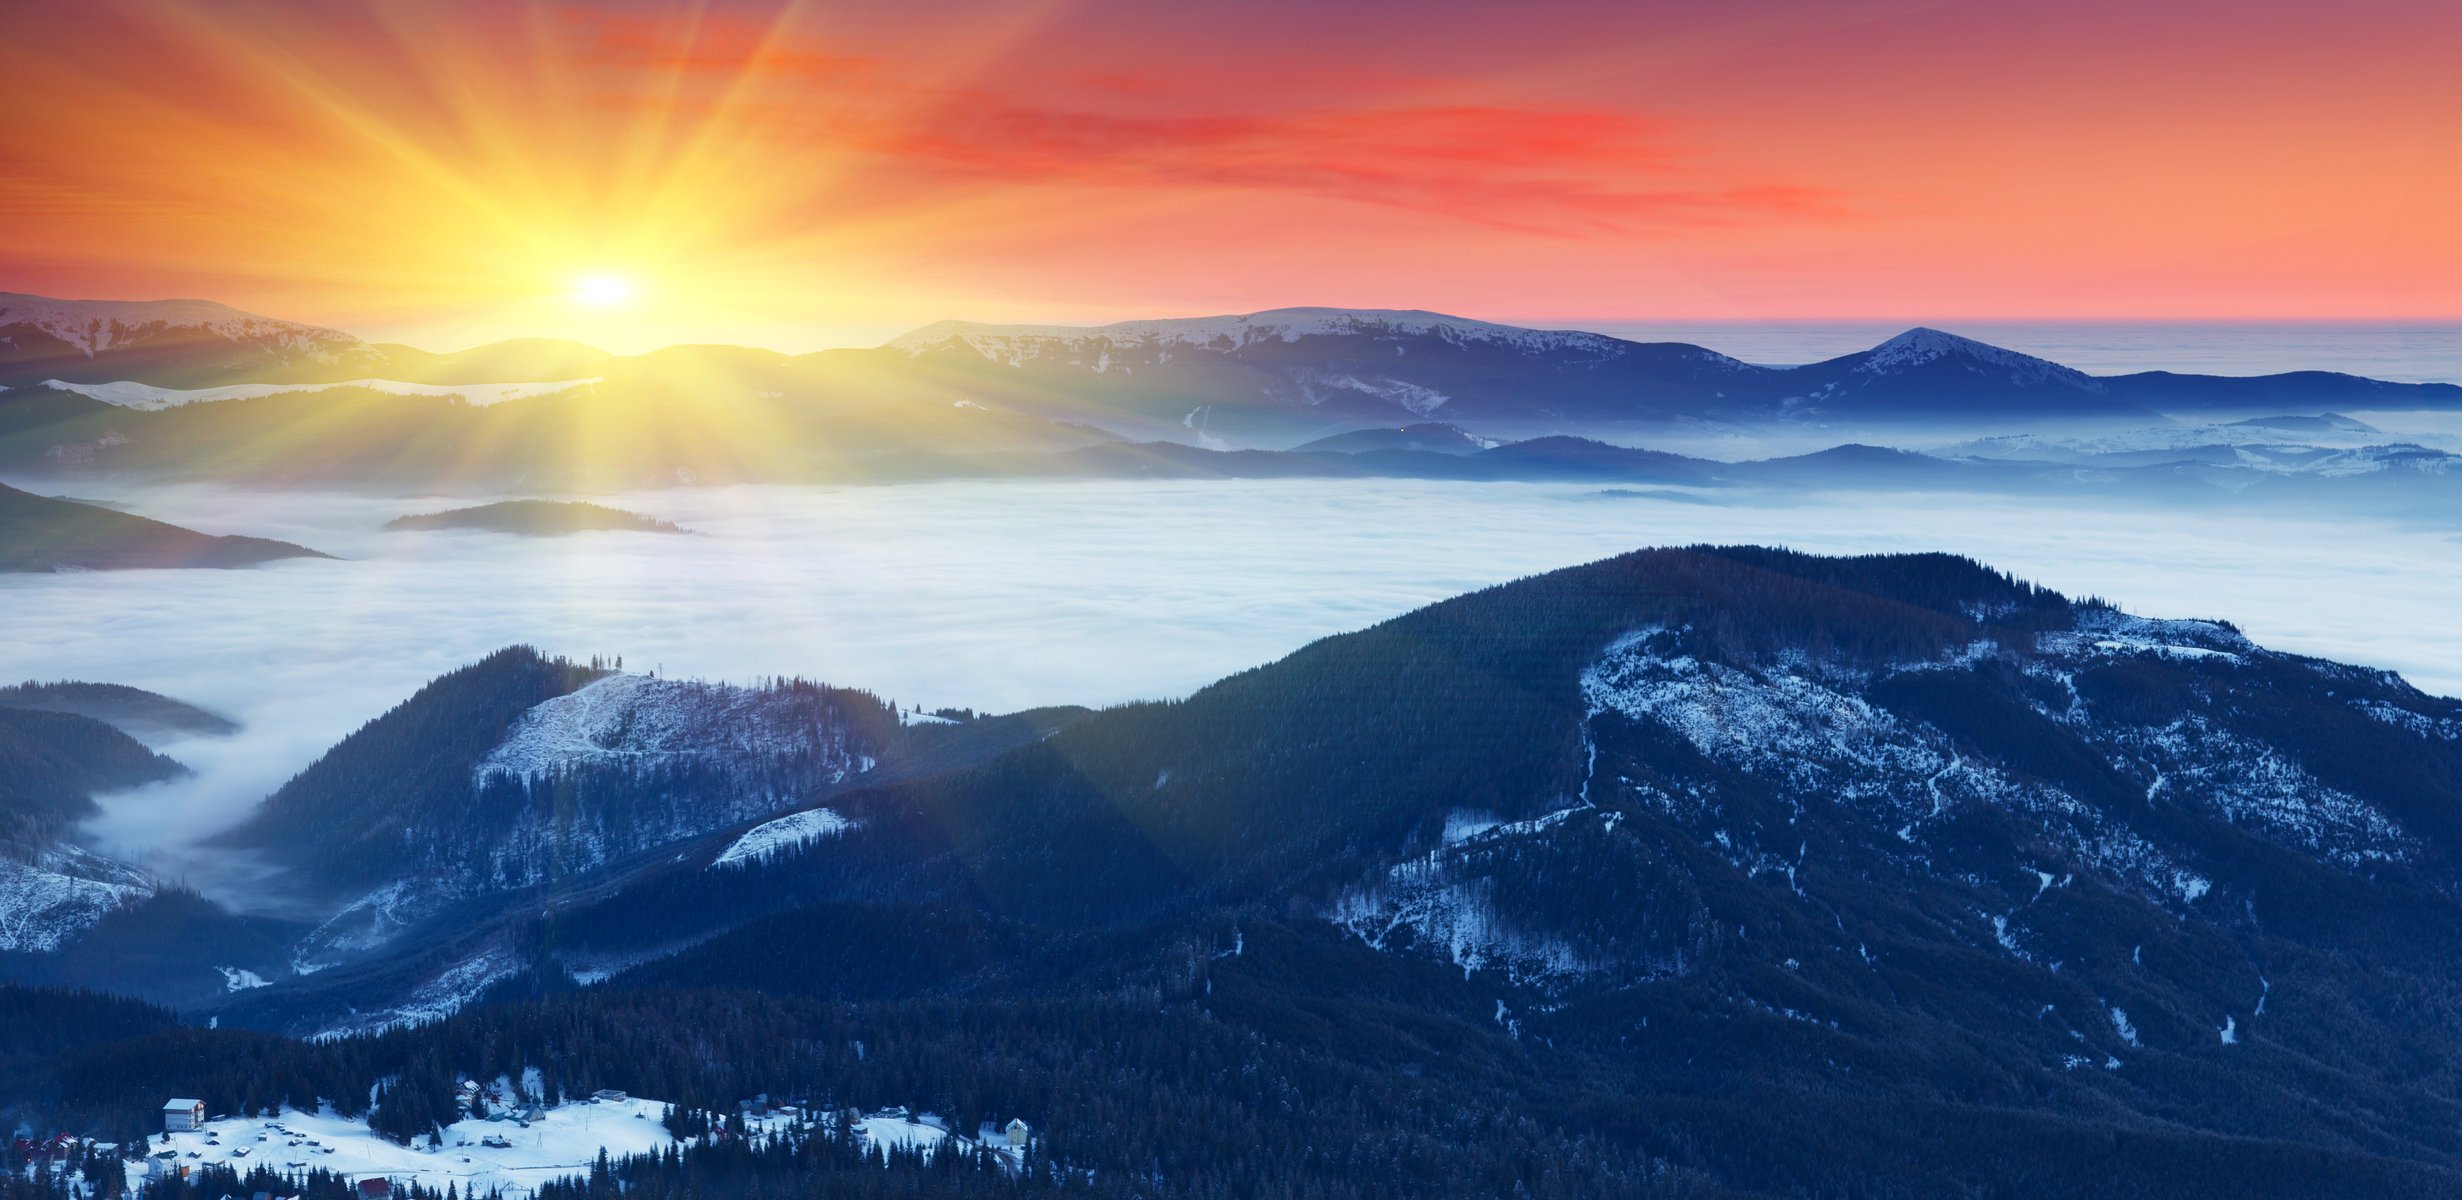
[15,547,2462,1194]
[7,291,2457,514]
[5,293,2456,451]
[852,425,2462,514]
[0,293,383,388]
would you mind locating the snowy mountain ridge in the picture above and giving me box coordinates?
[41,376,599,411]
[1854,326,2102,389]
[0,292,364,360]
[1328,598,2435,1006]
[887,307,1660,364]
[477,673,878,784]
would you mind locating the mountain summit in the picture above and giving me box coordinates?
[1857,325,2098,387]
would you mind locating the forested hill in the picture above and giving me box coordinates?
[18,547,2462,1196]
[0,706,185,848]
[210,647,609,893]
[0,681,238,740]
[0,483,329,571]
[794,547,2080,921]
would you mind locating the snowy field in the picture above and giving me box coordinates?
[135,1097,970,1197]
[139,1098,676,1196]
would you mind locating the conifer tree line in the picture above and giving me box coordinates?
[11,985,1714,1200]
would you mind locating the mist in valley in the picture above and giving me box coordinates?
[2,475,2458,906]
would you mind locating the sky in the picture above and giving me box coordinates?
[2,0,2459,352]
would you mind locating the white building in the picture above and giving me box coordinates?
[1005,1119,1031,1149]
[163,1099,206,1133]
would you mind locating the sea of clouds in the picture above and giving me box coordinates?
[5,477,2460,887]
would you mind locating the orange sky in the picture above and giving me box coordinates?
[2,0,2458,352]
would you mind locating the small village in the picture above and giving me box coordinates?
[11,1082,1033,1200]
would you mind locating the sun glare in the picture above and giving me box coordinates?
[572,273,638,309]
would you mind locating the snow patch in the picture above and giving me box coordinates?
[1329,813,1606,989]
[219,966,272,991]
[712,808,853,867]
[323,948,522,1036]
[2108,1006,2140,1048]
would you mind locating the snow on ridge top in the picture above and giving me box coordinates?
[43,377,600,411]
[713,808,854,867]
[476,673,870,783]
[2036,609,2258,662]
[886,307,1647,360]
[0,291,361,359]
[1858,327,2097,388]
[2071,608,2255,652]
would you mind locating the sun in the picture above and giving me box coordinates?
[571,272,639,309]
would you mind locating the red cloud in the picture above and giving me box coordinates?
[855,101,1847,233]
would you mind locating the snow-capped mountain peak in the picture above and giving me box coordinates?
[1856,327,2097,389]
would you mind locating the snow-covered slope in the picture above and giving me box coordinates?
[1329,807,1602,989]
[0,844,152,952]
[478,674,876,783]
[269,669,896,979]
[712,808,854,867]
[1581,616,2409,879]
[1329,593,2441,1021]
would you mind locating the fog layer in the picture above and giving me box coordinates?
[4,478,2459,884]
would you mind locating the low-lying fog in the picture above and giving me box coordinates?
[7,477,2462,892]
